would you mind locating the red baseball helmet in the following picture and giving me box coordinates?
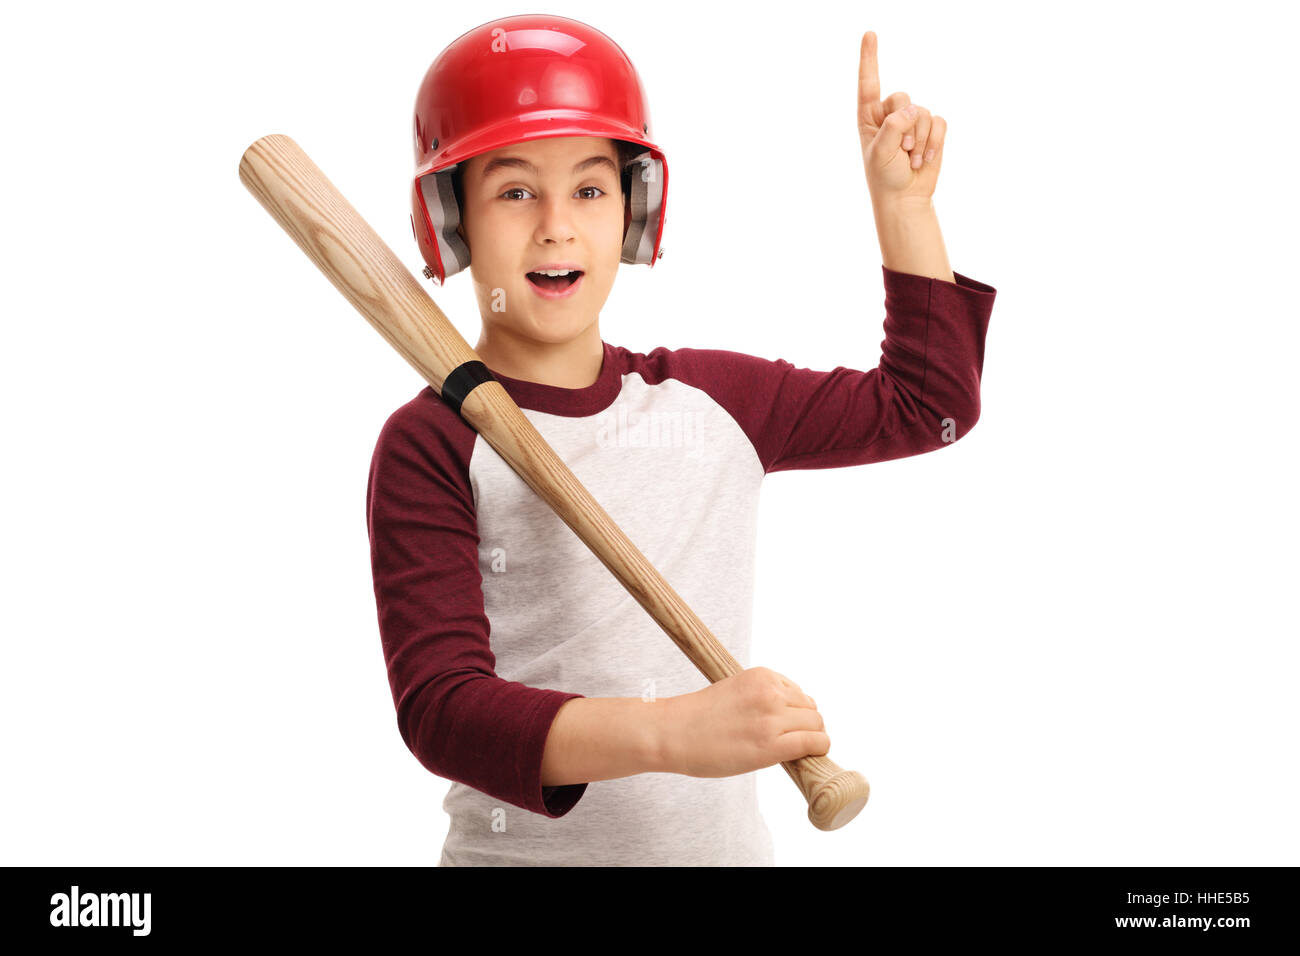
[410,14,669,286]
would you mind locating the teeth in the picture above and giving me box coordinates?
[534,269,575,277]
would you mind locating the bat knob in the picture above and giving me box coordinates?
[807,769,871,831]
[782,754,871,831]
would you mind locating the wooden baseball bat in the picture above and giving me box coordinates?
[238,133,870,831]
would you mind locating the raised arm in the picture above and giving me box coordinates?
[638,262,994,475]
[661,30,995,473]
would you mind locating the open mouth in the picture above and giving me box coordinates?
[525,270,584,294]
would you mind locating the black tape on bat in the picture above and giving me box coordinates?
[441,360,497,420]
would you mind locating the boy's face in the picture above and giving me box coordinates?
[458,135,627,347]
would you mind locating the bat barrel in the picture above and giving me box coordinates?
[237,133,480,394]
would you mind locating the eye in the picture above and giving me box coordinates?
[500,187,534,201]
[577,186,606,199]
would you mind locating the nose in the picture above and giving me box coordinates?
[533,192,576,246]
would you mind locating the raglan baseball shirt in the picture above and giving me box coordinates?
[366,265,997,866]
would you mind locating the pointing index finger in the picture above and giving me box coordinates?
[858,31,881,112]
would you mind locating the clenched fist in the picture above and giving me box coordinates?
[660,666,831,778]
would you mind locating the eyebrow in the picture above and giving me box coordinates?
[479,154,619,180]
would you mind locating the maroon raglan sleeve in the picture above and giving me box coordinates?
[657,265,996,473]
[366,394,587,817]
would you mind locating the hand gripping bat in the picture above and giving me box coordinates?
[238,134,870,831]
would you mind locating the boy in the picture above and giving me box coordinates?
[367,16,996,865]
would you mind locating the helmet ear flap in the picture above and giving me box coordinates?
[620,149,665,265]
[415,164,471,283]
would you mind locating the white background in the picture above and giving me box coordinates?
[2,0,1296,867]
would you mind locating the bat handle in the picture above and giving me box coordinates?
[780,753,871,831]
